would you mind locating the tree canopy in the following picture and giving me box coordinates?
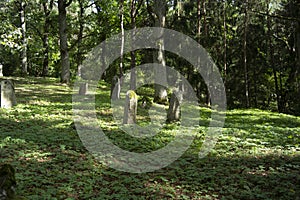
[0,0,299,114]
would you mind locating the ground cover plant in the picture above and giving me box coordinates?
[0,77,299,199]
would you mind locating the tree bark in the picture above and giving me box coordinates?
[243,0,250,107]
[58,0,72,84]
[203,0,208,40]
[223,1,227,84]
[42,0,54,77]
[130,0,138,90]
[119,0,124,78]
[76,0,84,71]
[295,20,300,99]
[202,0,210,106]
[197,0,201,41]
[153,0,168,104]
[267,1,282,112]
[19,0,27,75]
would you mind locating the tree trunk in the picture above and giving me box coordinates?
[19,0,27,75]
[197,0,201,43]
[76,0,84,71]
[130,0,137,90]
[243,0,250,107]
[267,1,282,112]
[42,0,54,77]
[153,0,168,104]
[295,20,300,102]
[223,1,227,84]
[119,0,124,78]
[203,0,208,40]
[58,0,71,84]
[201,0,210,106]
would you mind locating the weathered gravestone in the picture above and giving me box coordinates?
[167,87,183,123]
[79,82,88,95]
[123,90,137,124]
[110,75,120,100]
[0,80,17,109]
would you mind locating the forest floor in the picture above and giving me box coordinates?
[0,77,300,200]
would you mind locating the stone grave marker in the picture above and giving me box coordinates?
[79,82,88,95]
[167,88,183,123]
[110,75,120,100]
[123,90,137,124]
[0,80,17,108]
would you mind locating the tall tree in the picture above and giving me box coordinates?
[119,0,124,78]
[75,0,84,70]
[18,0,28,75]
[223,0,227,84]
[266,0,281,112]
[129,0,143,90]
[129,0,136,90]
[153,0,168,104]
[42,0,54,77]
[58,0,72,84]
[243,0,250,107]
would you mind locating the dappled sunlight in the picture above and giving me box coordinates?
[27,100,51,106]
[0,77,299,199]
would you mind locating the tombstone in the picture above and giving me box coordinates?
[0,64,3,77]
[79,82,88,95]
[167,88,183,123]
[0,80,17,108]
[110,75,120,100]
[123,90,137,124]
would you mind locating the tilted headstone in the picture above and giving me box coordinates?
[110,75,120,100]
[167,88,183,123]
[0,80,17,108]
[123,90,137,124]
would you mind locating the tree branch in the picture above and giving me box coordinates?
[49,0,54,11]
[146,0,155,23]
[134,0,144,18]
[250,9,299,22]
[65,0,73,7]
[28,23,43,41]
[272,33,291,51]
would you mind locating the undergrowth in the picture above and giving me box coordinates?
[0,77,299,199]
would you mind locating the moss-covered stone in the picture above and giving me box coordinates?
[127,90,137,100]
[123,90,138,124]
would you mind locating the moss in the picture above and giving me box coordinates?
[127,90,137,100]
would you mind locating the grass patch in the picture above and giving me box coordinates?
[0,77,299,199]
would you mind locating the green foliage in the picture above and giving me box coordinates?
[0,77,299,199]
[0,164,16,199]
[0,0,298,114]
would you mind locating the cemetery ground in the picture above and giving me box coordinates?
[0,77,299,200]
